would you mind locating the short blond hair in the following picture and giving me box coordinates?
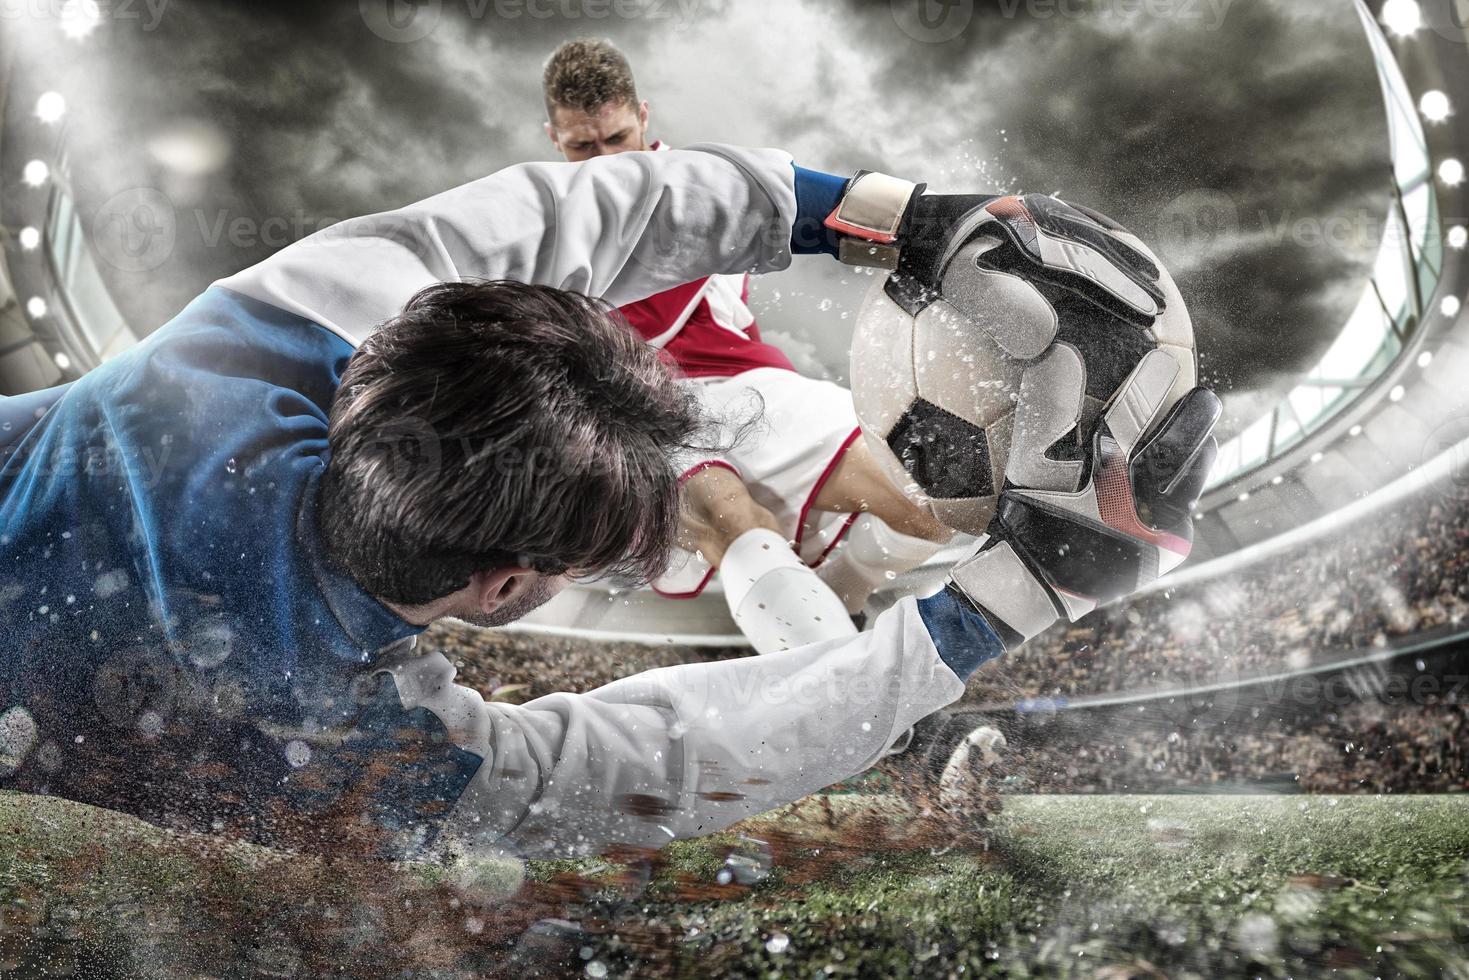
[542,39,638,120]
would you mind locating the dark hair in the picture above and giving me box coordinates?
[542,38,637,120]
[319,280,702,606]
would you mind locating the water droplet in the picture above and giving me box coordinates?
[718,835,773,885]
[285,739,311,768]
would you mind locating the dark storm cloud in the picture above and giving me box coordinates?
[27,0,1387,434]
[830,0,1389,425]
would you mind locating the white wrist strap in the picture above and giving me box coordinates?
[824,171,920,269]
[949,539,1059,643]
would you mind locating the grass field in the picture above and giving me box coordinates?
[2,791,1467,978]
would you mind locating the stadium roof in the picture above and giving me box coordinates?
[1204,0,1443,490]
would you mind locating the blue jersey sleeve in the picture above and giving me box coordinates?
[790,164,848,257]
[917,586,1009,682]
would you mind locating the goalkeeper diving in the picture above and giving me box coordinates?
[0,144,1219,858]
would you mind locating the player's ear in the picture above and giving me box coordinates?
[544,120,560,150]
[637,99,649,133]
[470,566,533,616]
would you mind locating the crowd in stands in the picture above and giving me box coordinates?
[1006,696,1469,795]
[962,489,1469,705]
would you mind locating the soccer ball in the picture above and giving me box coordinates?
[849,203,1197,537]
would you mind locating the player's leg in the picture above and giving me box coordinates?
[678,464,857,654]
[808,437,955,614]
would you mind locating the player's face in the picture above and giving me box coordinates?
[546,100,650,161]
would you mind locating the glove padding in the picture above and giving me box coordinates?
[885,192,1164,328]
[946,357,1221,650]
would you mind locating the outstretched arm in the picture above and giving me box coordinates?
[216,145,804,345]
[376,594,998,858]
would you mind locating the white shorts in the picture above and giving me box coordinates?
[654,367,863,599]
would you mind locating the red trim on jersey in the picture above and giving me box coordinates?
[652,428,865,601]
[675,458,740,486]
[794,427,864,569]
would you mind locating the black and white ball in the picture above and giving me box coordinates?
[849,209,1198,536]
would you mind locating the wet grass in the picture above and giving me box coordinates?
[2,791,1467,978]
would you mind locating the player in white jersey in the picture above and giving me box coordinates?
[542,40,954,653]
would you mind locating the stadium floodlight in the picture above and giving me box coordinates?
[1440,158,1465,187]
[1418,351,1434,368]
[1443,295,1463,318]
[54,351,72,371]
[18,226,41,251]
[26,297,48,319]
[22,160,50,187]
[1419,90,1452,123]
[1271,475,1284,485]
[1310,452,1325,464]
[1381,0,1422,35]
[1349,424,1363,437]
[59,0,103,40]
[35,92,66,124]
[1237,491,1251,502]
[1389,385,1406,402]
[1449,226,1468,250]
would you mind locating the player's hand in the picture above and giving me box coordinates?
[942,358,1221,649]
[827,181,1166,324]
[900,192,1167,324]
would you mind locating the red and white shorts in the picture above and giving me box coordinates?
[654,367,863,599]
